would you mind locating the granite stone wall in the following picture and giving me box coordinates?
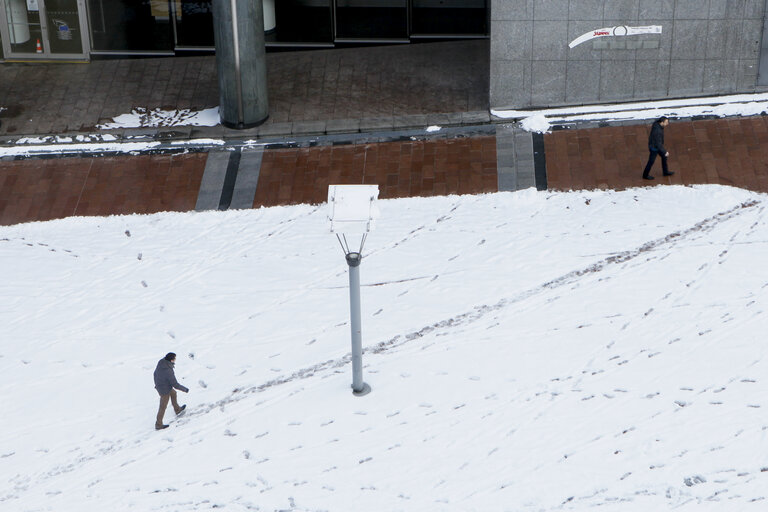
[490,0,767,110]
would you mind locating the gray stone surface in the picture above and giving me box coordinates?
[230,148,263,210]
[532,61,566,106]
[668,59,706,96]
[600,60,636,101]
[672,20,709,59]
[534,0,569,20]
[290,120,326,135]
[256,122,293,137]
[326,118,360,134]
[603,0,638,20]
[675,0,710,20]
[490,0,767,109]
[360,117,395,132]
[492,0,533,21]
[1,40,489,138]
[196,151,232,211]
[495,125,536,192]
[392,114,429,129]
[706,20,729,59]
[568,0,603,20]
[461,111,491,124]
[490,60,532,109]
[492,21,533,61]
[634,59,670,97]
[638,0,674,20]
[533,21,569,60]
[565,60,601,104]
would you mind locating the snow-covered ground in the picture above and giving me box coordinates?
[1,185,767,511]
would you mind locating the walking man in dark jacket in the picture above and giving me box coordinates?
[153,352,189,430]
[642,116,674,180]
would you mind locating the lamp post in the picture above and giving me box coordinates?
[328,185,379,397]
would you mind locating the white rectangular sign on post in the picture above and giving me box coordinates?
[327,185,380,234]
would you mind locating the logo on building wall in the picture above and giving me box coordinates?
[569,25,662,48]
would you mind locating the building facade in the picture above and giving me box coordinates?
[490,0,768,110]
[0,0,488,60]
[2,0,768,111]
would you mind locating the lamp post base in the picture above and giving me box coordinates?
[352,382,371,397]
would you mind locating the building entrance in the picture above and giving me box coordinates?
[0,0,88,60]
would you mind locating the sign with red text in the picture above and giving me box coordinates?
[569,25,662,48]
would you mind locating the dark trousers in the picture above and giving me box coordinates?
[643,149,668,177]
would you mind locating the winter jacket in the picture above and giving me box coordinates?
[154,358,189,395]
[648,121,666,154]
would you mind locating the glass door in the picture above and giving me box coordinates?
[334,0,407,42]
[0,0,88,59]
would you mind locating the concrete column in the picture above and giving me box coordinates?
[212,0,269,129]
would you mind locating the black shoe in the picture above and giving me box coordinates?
[643,175,654,180]
[663,171,675,176]
[155,424,169,430]
[176,404,186,415]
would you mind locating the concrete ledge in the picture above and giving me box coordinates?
[256,122,293,137]
[425,113,451,126]
[360,117,395,132]
[326,118,360,134]
[462,111,491,124]
[122,127,160,138]
[291,120,327,136]
[189,126,228,139]
[393,114,429,130]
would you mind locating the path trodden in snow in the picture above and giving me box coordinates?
[1,185,766,511]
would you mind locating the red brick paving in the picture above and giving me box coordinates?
[5,117,768,227]
[254,137,498,208]
[0,153,205,226]
[544,117,768,193]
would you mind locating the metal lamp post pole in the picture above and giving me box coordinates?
[346,252,370,396]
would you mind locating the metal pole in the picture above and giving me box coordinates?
[346,252,370,396]
[229,0,244,127]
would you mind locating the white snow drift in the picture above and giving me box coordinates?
[1,186,767,511]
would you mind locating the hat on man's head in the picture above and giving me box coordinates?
[164,352,176,362]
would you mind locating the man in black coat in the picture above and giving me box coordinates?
[642,116,674,180]
[153,352,189,430]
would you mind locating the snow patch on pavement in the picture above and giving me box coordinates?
[499,92,768,133]
[97,106,220,129]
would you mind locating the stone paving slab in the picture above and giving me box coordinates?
[0,154,205,226]
[0,40,489,139]
[253,136,498,208]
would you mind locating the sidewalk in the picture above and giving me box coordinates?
[2,41,768,227]
[0,40,489,139]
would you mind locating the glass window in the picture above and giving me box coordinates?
[45,0,84,54]
[4,0,45,54]
[267,0,332,46]
[173,0,213,47]
[87,0,172,52]
[411,0,487,37]
[335,0,407,41]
